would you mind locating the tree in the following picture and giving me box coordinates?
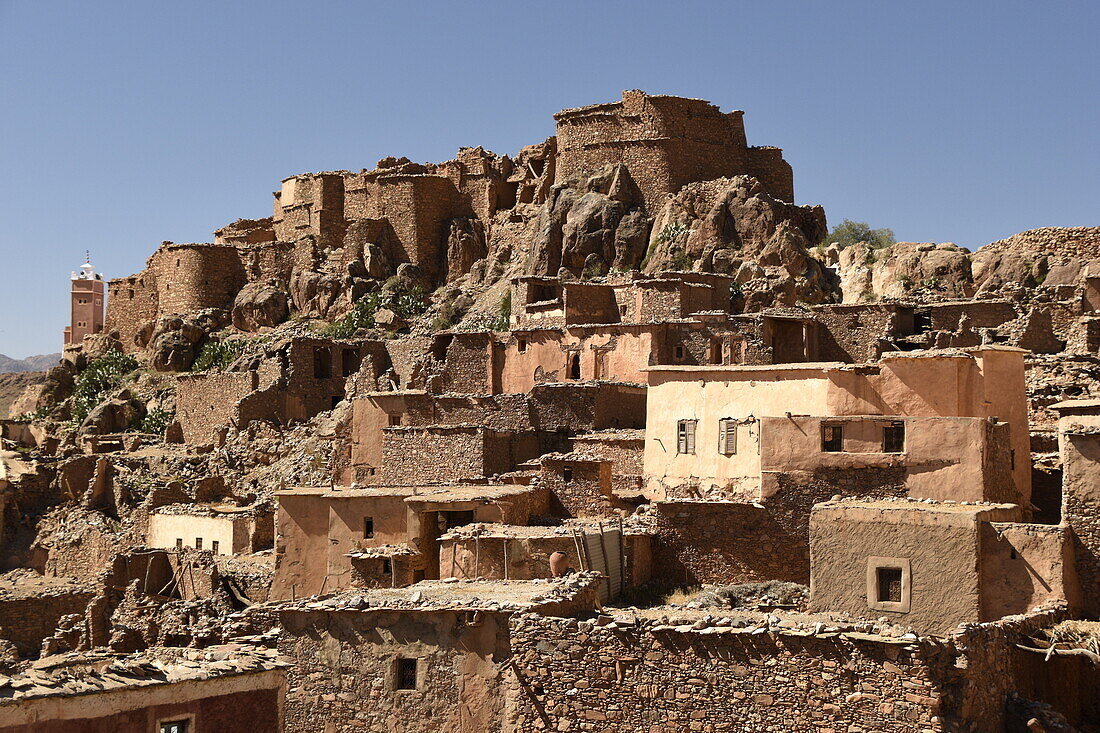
[824,219,895,250]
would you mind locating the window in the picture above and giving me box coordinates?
[882,422,905,453]
[562,466,573,483]
[160,719,189,733]
[568,353,581,380]
[822,424,843,452]
[313,347,332,379]
[518,339,528,353]
[718,419,737,455]
[342,348,360,377]
[194,538,202,550]
[211,540,219,554]
[677,420,697,454]
[331,395,342,409]
[364,518,374,539]
[396,658,418,690]
[175,538,183,550]
[382,558,392,574]
[866,556,911,613]
[388,414,402,426]
[876,567,902,603]
[674,345,685,361]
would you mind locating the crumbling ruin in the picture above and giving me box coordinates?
[3,90,1100,732]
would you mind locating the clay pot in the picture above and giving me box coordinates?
[549,551,570,577]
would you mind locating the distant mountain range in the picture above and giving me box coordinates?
[0,353,61,373]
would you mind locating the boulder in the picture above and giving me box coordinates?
[231,282,290,332]
[79,397,145,436]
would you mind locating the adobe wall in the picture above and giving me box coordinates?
[0,674,285,733]
[980,522,1078,619]
[1061,430,1100,616]
[272,490,413,600]
[278,608,507,733]
[760,415,1004,503]
[439,531,651,586]
[271,492,329,600]
[808,503,1020,635]
[505,614,957,733]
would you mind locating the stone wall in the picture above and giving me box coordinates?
[0,589,94,656]
[505,614,956,732]
[277,607,508,733]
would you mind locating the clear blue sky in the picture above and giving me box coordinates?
[1,1,1097,358]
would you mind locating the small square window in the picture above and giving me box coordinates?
[674,345,685,361]
[396,658,418,690]
[562,466,573,483]
[364,518,374,539]
[876,567,902,603]
[883,422,905,453]
[677,420,697,454]
[195,538,202,550]
[388,414,402,426]
[160,720,189,733]
[866,556,911,613]
[518,339,528,353]
[211,540,219,554]
[175,538,183,550]
[822,424,843,452]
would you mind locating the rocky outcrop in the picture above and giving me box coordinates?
[826,242,974,303]
[528,164,650,277]
[78,394,145,436]
[231,281,290,332]
[822,228,1100,304]
[142,310,230,372]
[972,227,1100,294]
[645,176,835,309]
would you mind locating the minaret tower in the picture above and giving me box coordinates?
[64,252,105,345]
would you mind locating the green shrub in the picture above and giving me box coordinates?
[824,219,895,250]
[70,350,138,424]
[138,406,174,435]
[323,283,429,338]
[494,291,511,331]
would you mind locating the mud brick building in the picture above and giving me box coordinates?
[148,503,273,555]
[267,575,601,733]
[271,483,546,599]
[644,346,1032,505]
[176,336,387,444]
[809,499,1075,635]
[346,382,645,482]
[0,645,286,732]
[554,90,794,211]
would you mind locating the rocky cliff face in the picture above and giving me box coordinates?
[821,227,1100,304]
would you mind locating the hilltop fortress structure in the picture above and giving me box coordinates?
[104,91,797,349]
[7,91,1100,732]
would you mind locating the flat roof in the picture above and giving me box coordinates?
[642,362,847,374]
[268,574,601,613]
